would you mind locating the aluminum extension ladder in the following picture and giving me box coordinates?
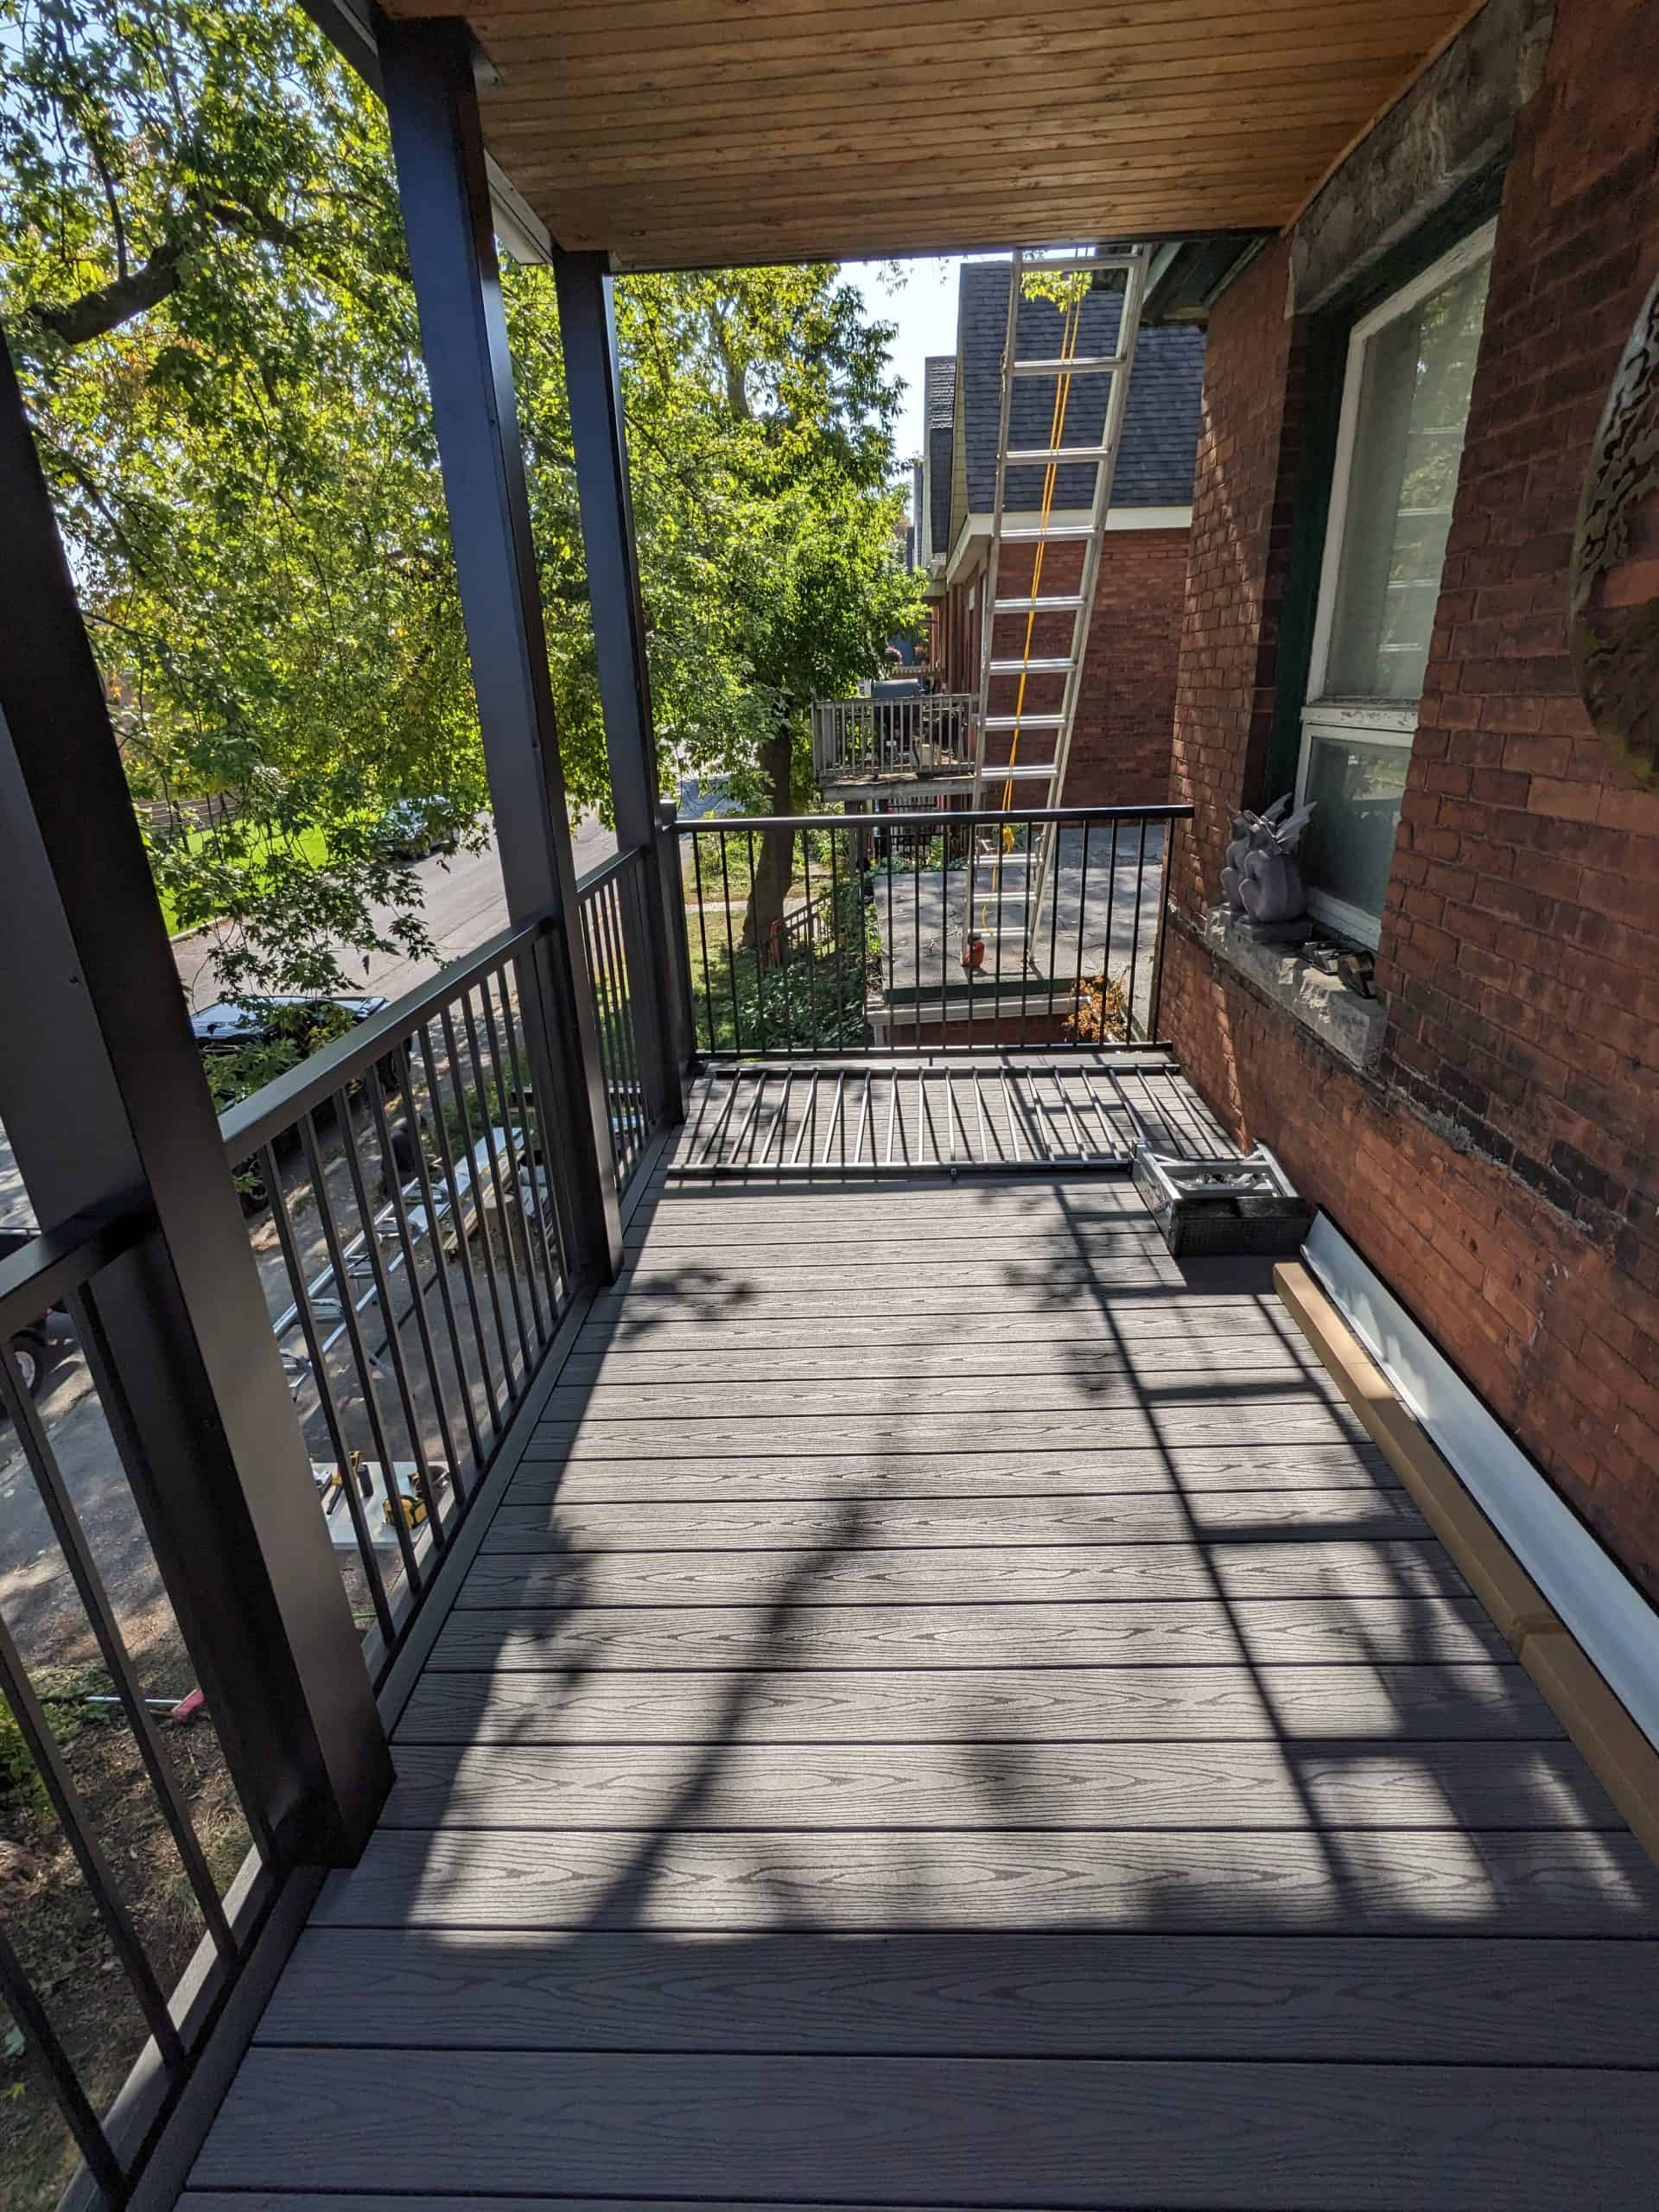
[965,244,1150,971]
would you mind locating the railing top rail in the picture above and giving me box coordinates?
[574,841,648,899]
[0,1200,155,1338]
[216,912,552,1161]
[674,804,1195,832]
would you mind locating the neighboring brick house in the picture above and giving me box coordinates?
[924,260,1205,806]
[1153,0,1659,1599]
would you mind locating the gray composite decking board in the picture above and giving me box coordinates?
[194,2049,1659,2207]
[181,2202,1251,2212]
[521,1407,1374,1461]
[454,1539,1471,1611]
[378,1739,1618,1832]
[611,1259,1243,1289]
[308,1825,1659,1935]
[195,1167,1659,2205]
[181,2202,1252,2212]
[423,1595,1516,1673]
[252,1927,1655,2063]
[481,1491,1430,1553]
[391,1662,1560,1746]
[536,1371,1357,1423]
[505,1445,1401,1502]
[583,1282,1288,1319]
[621,1232,1216,1268]
[561,1338,1332,1383]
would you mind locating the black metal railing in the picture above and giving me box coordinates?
[0,1209,270,2206]
[217,919,572,1688]
[675,803,1191,1056]
[575,845,655,1193]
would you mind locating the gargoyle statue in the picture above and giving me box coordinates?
[1220,795,1317,943]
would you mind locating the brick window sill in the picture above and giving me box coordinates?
[1198,906,1387,1074]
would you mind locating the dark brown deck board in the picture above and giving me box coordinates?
[194,1163,1659,2207]
[252,1928,1651,2063]
[192,2050,1659,2207]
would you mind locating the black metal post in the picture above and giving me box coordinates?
[378,10,622,1279]
[0,337,391,1867]
[555,248,685,1122]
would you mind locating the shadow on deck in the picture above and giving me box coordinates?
[186,1130,1659,2209]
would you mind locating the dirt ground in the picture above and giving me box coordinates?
[0,1641,250,2212]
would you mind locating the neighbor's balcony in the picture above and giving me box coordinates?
[810,691,979,791]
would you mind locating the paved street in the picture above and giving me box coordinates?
[172,815,617,1011]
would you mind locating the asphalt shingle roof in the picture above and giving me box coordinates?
[957,261,1205,516]
[922,354,957,558]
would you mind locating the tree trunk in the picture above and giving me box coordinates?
[741,732,794,954]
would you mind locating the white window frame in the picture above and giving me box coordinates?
[1296,219,1497,945]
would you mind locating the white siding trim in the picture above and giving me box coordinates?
[1304,1212,1659,1757]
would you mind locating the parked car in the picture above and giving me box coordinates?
[190,993,389,1055]
[375,798,461,864]
[0,1226,59,1406]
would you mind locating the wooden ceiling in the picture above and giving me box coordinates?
[381,0,1479,270]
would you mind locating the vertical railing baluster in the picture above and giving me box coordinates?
[386,1039,489,1478]
[475,969,549,1347]
[0,1331,235,1960]
[259,1145,401,1637]
[334,1084,448,1556]
[0,1604,183,2069]
[364,1064,467,1503]
[498,958,569,1312]
[303,1108,426,1595]
[1076,819,1093,1039]
[1147,813,1175,1045]
[1128,815,1148,1039]
[1046,813,1065,1037]
[719,831,741,1054]
[692,829,715,1057]
[0,1921,124,2198]
[456,989,534,1380]
[418,1020,505,1441]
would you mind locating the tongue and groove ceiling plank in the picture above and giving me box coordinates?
[378,0,1478,265]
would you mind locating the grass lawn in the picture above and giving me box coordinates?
[150,818,336,937]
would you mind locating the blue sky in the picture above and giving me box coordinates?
[843,257,964,489]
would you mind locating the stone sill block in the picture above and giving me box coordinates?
[1200,906,1387,1073]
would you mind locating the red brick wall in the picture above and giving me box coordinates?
[1163,0,1659,1599]
[1167,237,1306,916]
[1065,528,1187,809]
[937,525,1188,804]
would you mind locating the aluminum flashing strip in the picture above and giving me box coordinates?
[1303,1212,1659,1757]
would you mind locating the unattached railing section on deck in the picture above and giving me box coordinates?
[810,692,978,783]
[676,803,1189,1056]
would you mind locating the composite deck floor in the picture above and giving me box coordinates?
[190,1133,1659,2210]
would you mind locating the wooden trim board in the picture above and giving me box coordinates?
[1275,1258,1659,1867]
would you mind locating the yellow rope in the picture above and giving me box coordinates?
[999,290,1084,817]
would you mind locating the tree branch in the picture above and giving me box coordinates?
[29,237,188,345]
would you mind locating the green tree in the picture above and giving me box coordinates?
[1,0,921,989]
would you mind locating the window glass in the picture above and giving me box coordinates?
[1319,250,1491,702]
[1300,734,1414,924]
